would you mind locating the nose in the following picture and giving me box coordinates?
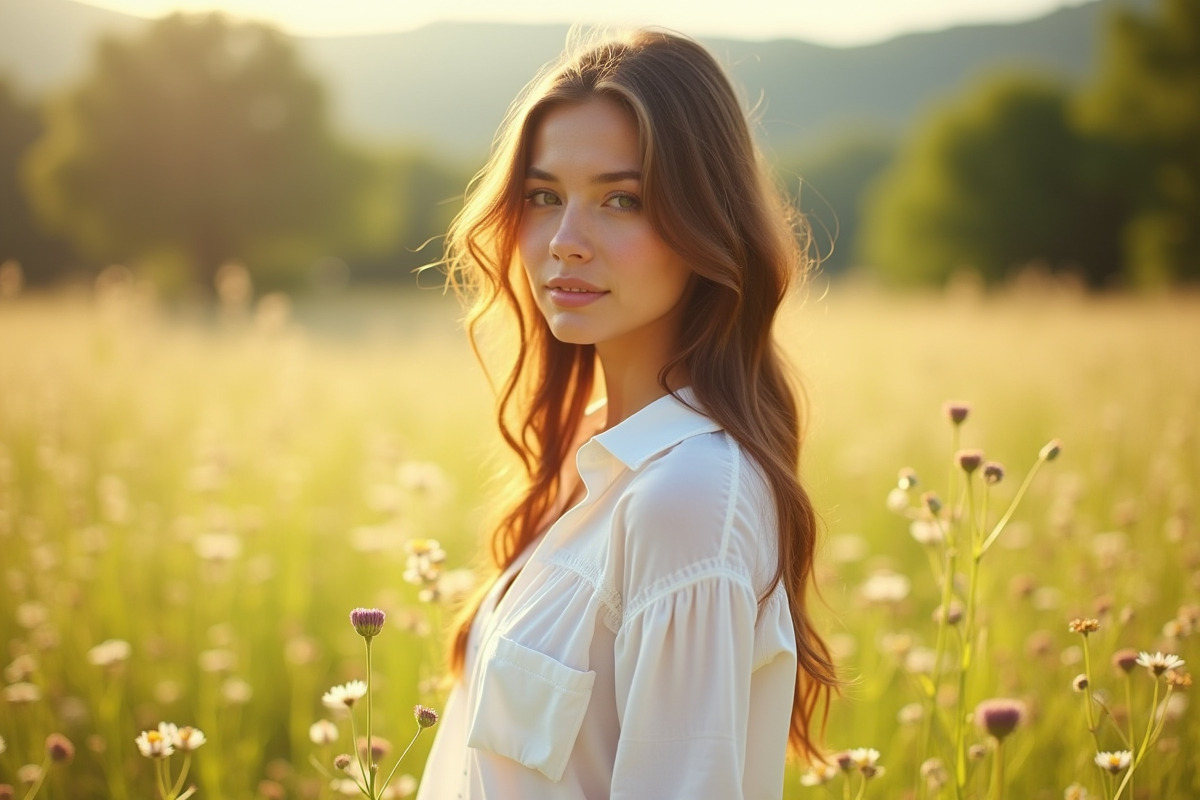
[548,204,592,262]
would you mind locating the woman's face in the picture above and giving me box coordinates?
[518,97,692,367]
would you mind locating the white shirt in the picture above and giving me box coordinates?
[416,389,798,800]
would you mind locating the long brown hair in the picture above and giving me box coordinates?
[442,28,837,761]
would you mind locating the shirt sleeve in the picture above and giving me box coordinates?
[610,572,758,800]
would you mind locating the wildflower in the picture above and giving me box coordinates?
[847,748,880,771]
[974,698,1025,741]
[310,719,339,745]
[86,638,130,671]
[135,728,174,759]
[897,467,919,490]
[198,648,237,674]
[1064,783,1090,800]
[16,765,40,784]
[921,758,948,790]
[860,570,910,604]
[0,783,12,799]
[4,654,37,682]
[414,704,439,729]
[3,682,40,704]
[799,762,838,785]
[1068,618,1100,635]
[897,703,924,725]
[968,744,988,760]
[944,402,970,425]
[1112,648,1139,673]
[1136,651,1184,677]
[982,461,1005,485]
[885,487,909,513]
[1072,674,1089,692]
[350,607,386,640]
[933,600,964,626]
[922,492,943,515]
[334,753,353,770]
[1165,670,1191,690]
[172,726,206,752]
[1040,439,1062,461]
[404,538,447,601]
[323,681,368,709]
[1094,750,1132,773]
[222,677,253,705]
[904,647,938,675]
[357,735,392,761]
[956,449,984,474]
[909,519,943,545]
[45,733,74,764]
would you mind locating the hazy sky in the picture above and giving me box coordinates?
[77,0,1080,45]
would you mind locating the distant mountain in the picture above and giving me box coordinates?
[0,0,1156,159]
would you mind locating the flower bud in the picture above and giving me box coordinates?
[944,402,970,425]
[956,450,984,474]
[974,698,1025,741]
[414,705,439,729]
[46,734,74,764]
[349,608,386,640]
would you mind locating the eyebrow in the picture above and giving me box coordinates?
[526,166,642,184]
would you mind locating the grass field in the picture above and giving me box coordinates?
[0,278,1196,799]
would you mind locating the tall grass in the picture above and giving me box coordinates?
[0,279,1195,798]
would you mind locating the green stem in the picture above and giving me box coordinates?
[852,773,868,800]
[366,637,375,799]
[954,478,979,794]
[1111,680,1162,799]
[979,455,1048,556]
[378,724,425,796]
[155,758,172,800]
[20,754,51,800]
[1081,637,1100,751]
[169,753,192,799]
[988,740,1004,800]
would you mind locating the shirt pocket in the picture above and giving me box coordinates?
[466,635,596,782]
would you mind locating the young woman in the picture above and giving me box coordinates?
[417,28,837,800]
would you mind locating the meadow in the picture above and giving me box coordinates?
[0,274,1196,799]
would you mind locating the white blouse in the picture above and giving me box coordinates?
[416,389,798,800]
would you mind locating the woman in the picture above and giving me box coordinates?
[418,28,837,800]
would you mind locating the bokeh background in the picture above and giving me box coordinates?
[0,0,1196,797]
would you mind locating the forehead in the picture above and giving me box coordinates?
[526,97,642,174]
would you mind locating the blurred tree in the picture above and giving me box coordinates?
[22,13,369,293]
[776,133,896,275]
[0,76,75,284]
[860,75,1130,286]
[1081,0,1200,284]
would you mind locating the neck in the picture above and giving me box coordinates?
[596,345,687,429]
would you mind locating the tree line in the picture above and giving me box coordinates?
[1,0,1196,294]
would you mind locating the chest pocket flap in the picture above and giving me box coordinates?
[466,635,596,782]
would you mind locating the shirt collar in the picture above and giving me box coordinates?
[591,387,722,471]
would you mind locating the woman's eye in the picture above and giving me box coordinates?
[526,190,561,207]
[606,193,640,210]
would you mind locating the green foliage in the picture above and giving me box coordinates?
[776,133,896,275]
[860,74,1130,286]
[1081,0,1200,284]
[20,13,370,292]
[0,76,75,283]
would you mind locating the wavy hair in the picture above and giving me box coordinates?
[442,28,837,760]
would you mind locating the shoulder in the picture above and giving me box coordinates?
[613,430,778,599]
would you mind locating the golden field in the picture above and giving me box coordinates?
[0,278,1196,798]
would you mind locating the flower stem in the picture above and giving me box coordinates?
[988,740,1004,800]
[980,454,1048,556]
[366,637,375,799]
[20,754,51,800]
[1111,679,1162,799]
[379,723,425,796]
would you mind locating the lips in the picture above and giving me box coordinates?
[545,276,607,308]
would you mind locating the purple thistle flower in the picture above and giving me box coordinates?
[350,608,386,639]
[414,705,440,729]
[974,698,1025,741]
